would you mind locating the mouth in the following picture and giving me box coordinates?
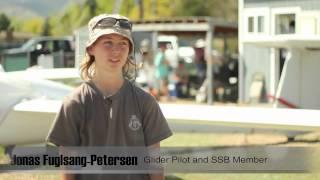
[109,59,120,63]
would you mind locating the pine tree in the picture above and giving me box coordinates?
[0,13,10,32]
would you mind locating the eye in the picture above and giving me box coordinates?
[102,41,113,47]
[119,41,129,47]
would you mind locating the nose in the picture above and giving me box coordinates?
[112,44,122,51]
[111,44,122,56]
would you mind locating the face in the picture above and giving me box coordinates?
[88,33,130,74]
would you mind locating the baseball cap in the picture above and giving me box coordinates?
[86,14,134,54]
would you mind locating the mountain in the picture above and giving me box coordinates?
[0,0,85,18]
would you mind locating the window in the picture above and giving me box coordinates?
[53,40,72,52]
[275,14,296,34]
[248,16,254,33]
[33,41,53,53]
[257,16,264,33]
[246,15,265,34]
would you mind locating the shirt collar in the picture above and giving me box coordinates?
[86,79,128,101]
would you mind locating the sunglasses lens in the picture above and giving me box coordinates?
[96,18,132,30]
[119,20,132,30]
[98,18,117,27]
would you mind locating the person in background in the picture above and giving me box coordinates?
[154,44,170,100]
[138,39,157,97]
[46,14,172,180]
[171,60,189,98]
[193,39,207,88]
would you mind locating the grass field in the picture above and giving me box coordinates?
[0,132,319,180]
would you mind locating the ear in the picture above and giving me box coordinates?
[87,46,94,56]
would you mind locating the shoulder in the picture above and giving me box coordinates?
[128,82,157,105]
[63,82,96,107]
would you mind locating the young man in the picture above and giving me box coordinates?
[46,14,172,180]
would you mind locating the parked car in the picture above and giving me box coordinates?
[0,36,75,72]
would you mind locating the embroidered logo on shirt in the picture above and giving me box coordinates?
[128,115,141,131]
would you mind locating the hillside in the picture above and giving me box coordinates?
[0,0,84,18]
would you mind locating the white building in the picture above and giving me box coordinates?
[239,0,320,109]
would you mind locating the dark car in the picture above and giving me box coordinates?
[1,36,74,71]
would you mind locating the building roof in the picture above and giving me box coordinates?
[244,35,320,49]
[132,16,238,35]
[74,16,238,36]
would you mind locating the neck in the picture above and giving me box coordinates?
[92,70,124,97]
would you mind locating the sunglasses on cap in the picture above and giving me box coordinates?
[94,17,132,30]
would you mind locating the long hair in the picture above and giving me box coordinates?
[79,53,95,80]
[80,44,136,81]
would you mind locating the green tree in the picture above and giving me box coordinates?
[96,0,114,14]
[174,0,209,16]
[50,3,82,35]
[173,0,238,22]
[48,0,96,36]
[41,17,51,36]
[0,13,11,32]
[48,0,237,36]
[86,0,97,16]
[127,0,174,20]
[21,17,43,34]
[77,5,95,27]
